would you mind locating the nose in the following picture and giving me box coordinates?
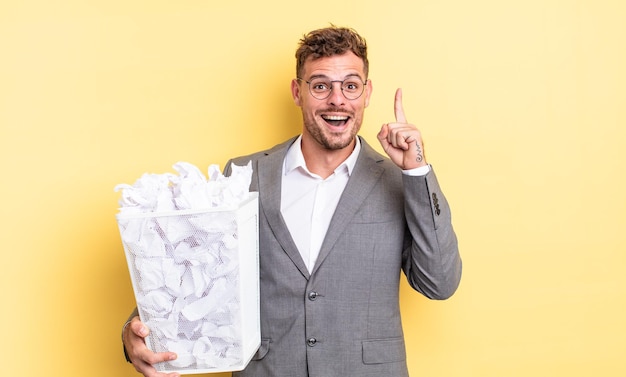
[327,82,346,106]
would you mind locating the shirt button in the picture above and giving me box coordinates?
[307,337,317,347]
[308,291,318,301]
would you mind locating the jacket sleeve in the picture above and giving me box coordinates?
[401,167,462,300]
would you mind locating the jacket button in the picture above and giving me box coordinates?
[307,337,317,347]
[308,291,318,301]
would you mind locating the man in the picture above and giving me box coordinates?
[122,26,462,377]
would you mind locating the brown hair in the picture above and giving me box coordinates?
[295,26,369,79]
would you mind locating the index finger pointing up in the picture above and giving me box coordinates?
[394,88,407,123]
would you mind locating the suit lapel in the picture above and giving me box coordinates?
[257,138,311,279]
[311,137,385,276]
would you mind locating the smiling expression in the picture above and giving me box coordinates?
[291,52,372,152]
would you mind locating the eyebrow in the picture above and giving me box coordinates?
[307,73,364,81]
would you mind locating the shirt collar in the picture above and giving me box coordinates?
[284,135,361,176]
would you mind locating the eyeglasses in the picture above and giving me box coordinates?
[297,76,367,100]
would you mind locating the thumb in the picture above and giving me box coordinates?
[377,123,389,143]
[131,319,150,338]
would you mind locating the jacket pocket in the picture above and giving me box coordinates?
[251,338,271,361]
[362,337,407,364]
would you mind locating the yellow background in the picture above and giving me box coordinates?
[1,1,625,376]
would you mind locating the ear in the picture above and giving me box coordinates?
[364,79,373,108]
[291,79,302,106]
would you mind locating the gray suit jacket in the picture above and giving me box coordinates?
[225,136,462,377]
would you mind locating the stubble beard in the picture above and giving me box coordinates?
[303,113,362,151]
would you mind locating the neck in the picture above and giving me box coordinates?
[301,136,356,179]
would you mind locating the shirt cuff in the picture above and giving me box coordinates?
[402,164,431,176]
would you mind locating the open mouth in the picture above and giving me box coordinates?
[321,114,350,128]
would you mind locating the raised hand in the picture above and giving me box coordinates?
[377,88,427,170]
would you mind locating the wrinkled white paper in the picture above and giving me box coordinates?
[115,162,254,371]
[115,161,252,214]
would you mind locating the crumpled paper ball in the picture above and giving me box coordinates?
[114,161,252,214]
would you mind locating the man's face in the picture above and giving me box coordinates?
[291,52,372,151]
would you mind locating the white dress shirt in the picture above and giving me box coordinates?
[280,136,430,273]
